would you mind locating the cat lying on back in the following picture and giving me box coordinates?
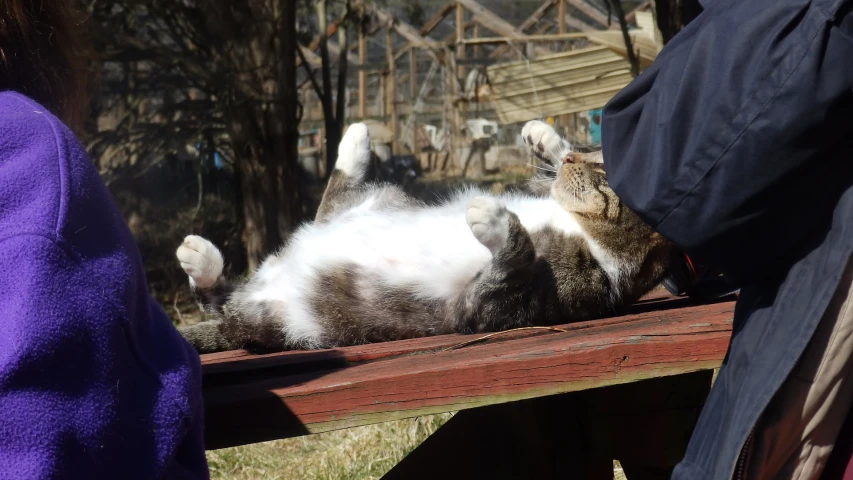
[175,120,676,353]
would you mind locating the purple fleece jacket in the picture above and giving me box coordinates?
[0,91,209,479]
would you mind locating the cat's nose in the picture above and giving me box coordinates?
[562,154,575,164]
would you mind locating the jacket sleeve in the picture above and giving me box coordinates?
[601,0,853,283]
[0,233,204,479]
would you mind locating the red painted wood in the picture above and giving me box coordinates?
[199,294,709,374]
[201,300,734,449]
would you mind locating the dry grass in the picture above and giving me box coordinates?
[207,414,453,480]
[614,461,628,480]
[207,414,638,480]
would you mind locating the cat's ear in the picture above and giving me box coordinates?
[564,151,604,166]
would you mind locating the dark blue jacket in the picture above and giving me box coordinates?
[601,0,853,478]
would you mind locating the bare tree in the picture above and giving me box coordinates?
[298,0,356,179]
[88,0,309,271]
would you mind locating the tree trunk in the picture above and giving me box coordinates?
[230,119,282,272]
[316,0,342,178]
[324,121,342,180]
[652,0,703,44]
[335,16,349,137]
[229,112,306,271]
[228,0,305,272]
[279,0,307,239]
[227,0,307,272]
[610,0,640,77]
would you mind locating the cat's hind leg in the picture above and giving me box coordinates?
[466,196,512,254]
[176,235,233,316]
[315,123,374,222]
[454,196,548,333]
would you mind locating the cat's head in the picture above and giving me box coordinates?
[550,151,622,222]
[551,149,678,300]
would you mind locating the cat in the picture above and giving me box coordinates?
[175,120,676,353]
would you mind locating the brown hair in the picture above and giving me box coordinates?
[0,0,96,131]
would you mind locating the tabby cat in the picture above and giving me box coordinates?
[175,120,675,353]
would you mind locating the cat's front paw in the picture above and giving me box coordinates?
[335,122,372,179]
[177,235,224,289]
[521,120,570,167]
[466,196,510,254]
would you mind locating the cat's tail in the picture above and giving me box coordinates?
[177,320,238,353]
[176,235,234,317]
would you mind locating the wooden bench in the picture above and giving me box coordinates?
[200,294,735,479]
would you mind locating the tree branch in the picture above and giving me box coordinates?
[316,0,335,121]
[297,44,325,101]
[335,2,351,125]
[609,0,639,77]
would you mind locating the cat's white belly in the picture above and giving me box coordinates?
[248,190,590,346]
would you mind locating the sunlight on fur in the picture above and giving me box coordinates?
[175,121,677,354]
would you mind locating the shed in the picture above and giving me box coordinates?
[487,14,662,125]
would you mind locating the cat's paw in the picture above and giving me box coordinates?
[335,123,372,179]
[177,235,224,289]
[521,120,570,167]
[466,196,510,254]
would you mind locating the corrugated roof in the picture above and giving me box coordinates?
[585,29,660,66]
[487,31,658,125]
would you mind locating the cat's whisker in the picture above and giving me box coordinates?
[544,154,562,167]
[529,158,556,168]
[527,162,557,174]
[530,173,555,180]
[540,142,570,168]
[547,144,566,160]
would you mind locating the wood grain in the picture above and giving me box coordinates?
[201,299,734,449]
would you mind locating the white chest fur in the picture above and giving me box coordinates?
[248,189,620,346]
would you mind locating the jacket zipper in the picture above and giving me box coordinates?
[733,427,756,480]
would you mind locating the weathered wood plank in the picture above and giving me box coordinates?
[521,0,559,33]
[419,3,455,37]
[565,0,613,29]
[455,0,551,57]
[200,294,697,370]
[461,31,592,44]
[624,0,652,24]
[358,25,367,117]
[201,300,734,449]
[489,0,557,58]
[562,9,595,32]
[370,6,443,52]
[456,3,466,79]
